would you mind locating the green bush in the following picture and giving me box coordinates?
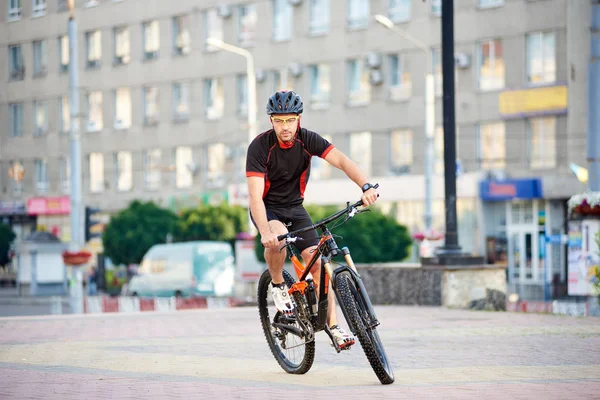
[102,200,178,266]
[0,223,16,267]
[175,203,248,242]
[254,204,412,264]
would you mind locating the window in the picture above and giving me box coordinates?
[237,75,248,116]
[389,54,412,100]
[204,78,224,120]
[113,26,131,65]
[59,157,70,194]
[143,20,160,60]
[175,147,193,188]
[239,4,257,46]
[479,0,504,8]
[309,64,331,108]
[86,91,103,132]
[347,0,369,29]
[205,9,223,52]
[8,0,21,21]
[114,88,132,129]
[33,100,48,136]
[272,68,292,92]
[478,122,505,169]
[143,86,159,125]
[144,149,162,190]
[390,130,413,174]
[9,103,24,137]
[60,96,70,134]
[432,47,442,96]
[478,39,505,90]
[34,159,49,193]
[85,30,102,68]
[527,31,556,84]
[33,40,47,77]
[172,82,190,120]
[347,59,370,105]
[350,132,372,176]
[32,0,46,17]
[311,134,332,180]
[273,0,292,42]
[309,0,329,36]
[114,151,132,191]
[173,15,191,55]
[59,35,69,73]
[89,152,105,193]
[431,0,441,16]
[389,0,411,23]
[208,143,226,183]
[528,117,556,169]
[9,45,24,81]
[434,126,444,174]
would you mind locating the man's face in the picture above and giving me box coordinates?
[271,113,300,143]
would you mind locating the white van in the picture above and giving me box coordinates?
[127,241,235,298]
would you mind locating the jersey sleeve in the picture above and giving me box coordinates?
[302,129,335,158]
[245,137,267,177]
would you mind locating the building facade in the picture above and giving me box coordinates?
[0,0,592,299]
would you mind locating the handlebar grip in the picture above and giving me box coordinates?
[276,234,287,241]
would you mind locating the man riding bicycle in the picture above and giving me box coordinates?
[246,90,379,349]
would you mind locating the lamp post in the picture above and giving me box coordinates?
[375,15,435,234]
[206,38,257,232]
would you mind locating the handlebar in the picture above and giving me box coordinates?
[276,184,379,242]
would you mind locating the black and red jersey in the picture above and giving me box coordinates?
[246,128,334,207]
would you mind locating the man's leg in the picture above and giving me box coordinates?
[264,220,289,284]
[300,247,338,326]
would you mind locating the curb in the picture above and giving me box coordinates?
[82,295,256,314]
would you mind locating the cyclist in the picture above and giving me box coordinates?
[246,90,379,349]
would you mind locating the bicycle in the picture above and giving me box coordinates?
[257,186,395,385]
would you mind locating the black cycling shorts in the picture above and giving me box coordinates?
[250,205,319,253]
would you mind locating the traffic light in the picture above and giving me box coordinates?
[84,206,103,242]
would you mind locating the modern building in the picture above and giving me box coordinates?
[0,0,593,300]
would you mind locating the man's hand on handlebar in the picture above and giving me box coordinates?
[261,231,280,249]
[361,185,379,207]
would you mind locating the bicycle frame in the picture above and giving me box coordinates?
[278,201,381,337]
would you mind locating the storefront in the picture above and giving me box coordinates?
[26,196,71,243]
[480,178,566,301]
[0,200,36,242]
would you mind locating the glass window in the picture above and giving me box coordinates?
[208,143,226,181]
[143,20,160,59]
[478,39,505,90]
[239,4,257,46]
[114,88,132,129]
[309,0,329,35]
[143,86,159,125]
[173,82,190,120]
[60,96,70,133]
[34,159,49,193]
[350,132,372,176]
[89,152,105,193]
[389,53,412,100]
[205,8,223,52]
[113,26,131,65]
[432,47,442,96]
[431,0,441,16]
[311,134,332,180]
[9,45,24,81]
[389,0,411,23]
[478,122,506,169]
[309,64,331,108]
[144,149,162,190]
[85,30,102,67]
[528,117,556,169]
[175,147,193,188]
[86,91,103,132]
[390,130,412,173]
[32,0,47,17]
[204,78,224,120]
[348,0,369,29]
[237,75,248,116]
[347,59,370,105]
[273,0,292,41]
[59,35,69,73]
[9,103,24,137]
[33,40,47,77]
[60,157,70,194]
[479,0,504,8]
[173,15,191,55]
[115,151,133,191]
[33,100,48,136]
[8,0,21,21]
[527,31,556,84]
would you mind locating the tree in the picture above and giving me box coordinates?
[102,200,178,266]
[175,203,248,242]
[0,223,16,267]
[254,204,412,264]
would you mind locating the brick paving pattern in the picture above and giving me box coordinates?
[1,306,599,399]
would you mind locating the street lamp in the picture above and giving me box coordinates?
[374,14,435,235]
[206,37,257,233]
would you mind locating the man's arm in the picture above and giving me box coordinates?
[247,176,280,248]
[323,148,378,206]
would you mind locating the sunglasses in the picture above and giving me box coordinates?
[271,116,300,126]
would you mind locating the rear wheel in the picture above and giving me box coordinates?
[335,271,394,384]
[258,269,315,374]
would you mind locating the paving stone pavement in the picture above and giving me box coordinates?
[0,306,599,399]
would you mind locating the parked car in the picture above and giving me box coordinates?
[127,241,235,298]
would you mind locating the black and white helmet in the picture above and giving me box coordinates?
[266,90,304,115]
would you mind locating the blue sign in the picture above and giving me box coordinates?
[479,178,543,201]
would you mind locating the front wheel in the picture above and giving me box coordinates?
[257,269,315,374]
[335,271,395,384]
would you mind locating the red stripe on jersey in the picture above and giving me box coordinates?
[246,172,264,178]
[321,144,335,159]
[299,167,309,198]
